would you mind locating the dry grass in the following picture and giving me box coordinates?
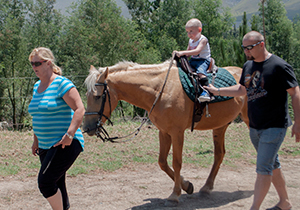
[0,121,299,179]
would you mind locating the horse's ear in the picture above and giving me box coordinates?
[103,67,109,79]
[96,67,109,84]
[89,65,97,72]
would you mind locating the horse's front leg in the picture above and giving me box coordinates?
[158,131,193,206]
[200,124,229,194]
[168,132,184,205]
[158,131,173,179]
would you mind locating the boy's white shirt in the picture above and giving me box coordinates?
[188,35,211,59]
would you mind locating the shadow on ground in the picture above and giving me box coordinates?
[131,190,254,210]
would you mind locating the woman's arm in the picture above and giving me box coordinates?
[54,87,85,148]
[32,133,39,156]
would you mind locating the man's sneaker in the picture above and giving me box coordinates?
[198,89,214,102]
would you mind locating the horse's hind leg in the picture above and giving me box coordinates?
[200,124,229,194]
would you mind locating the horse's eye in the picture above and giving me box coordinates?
[95,96,101,100]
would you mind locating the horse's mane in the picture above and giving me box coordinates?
[85,59,176,92]
[109,60,173,72]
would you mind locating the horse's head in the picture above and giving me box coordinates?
[83,65,112,136]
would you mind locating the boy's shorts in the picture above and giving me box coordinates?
[189,58,210,76]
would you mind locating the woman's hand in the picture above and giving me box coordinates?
[31,134,39,156]
[54,134,73,149]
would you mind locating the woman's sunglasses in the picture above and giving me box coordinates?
[241,40,263,50]
[31,60,47,67]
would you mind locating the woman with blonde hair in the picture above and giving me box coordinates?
[28,47,85,210]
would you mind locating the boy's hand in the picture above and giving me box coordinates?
[173,50,184,57]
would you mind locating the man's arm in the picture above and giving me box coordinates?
[204,84,247,97]
[287,86,300,142]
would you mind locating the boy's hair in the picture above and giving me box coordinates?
[185,18,202,29]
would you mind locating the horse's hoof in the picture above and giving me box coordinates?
[199,188,211,195]
[199,190,210,197]
[185,182,194,194]
[199,185,212,195]
[164,199,179,207]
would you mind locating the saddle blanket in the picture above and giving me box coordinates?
[178,66,236,103]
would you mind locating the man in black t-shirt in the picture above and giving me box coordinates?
[205,31,300,210]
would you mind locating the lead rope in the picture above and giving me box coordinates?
[148,53,175,115]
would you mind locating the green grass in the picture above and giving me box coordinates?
[0,121,299,178]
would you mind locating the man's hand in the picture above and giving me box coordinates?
[291,122,300,142]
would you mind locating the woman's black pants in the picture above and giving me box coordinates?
[38,140,82,210]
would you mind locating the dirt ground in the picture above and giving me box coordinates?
[0,157,299,210]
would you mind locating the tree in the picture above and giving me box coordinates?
[0,0,33,129]
[60,0,150,67]
[240,12,248,36]
[229,11,248,67]
[0,0,65,129]
[125,0,192,61]
[250,14,260,31]
[125,0,159,35]
[59,0,156,119]
[57,0,150,96]
[193,0,234,39]
[25,0,63,52]
[290,16,300,69]
[193,0,237,66]
[261,0,266,47]
[259,0,293,61]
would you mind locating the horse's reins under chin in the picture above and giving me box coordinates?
[83,82,115,141]
[83,54,175,143]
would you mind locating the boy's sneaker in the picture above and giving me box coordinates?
[198,89,214,102]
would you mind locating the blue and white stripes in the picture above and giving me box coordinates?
[28,76,84,150]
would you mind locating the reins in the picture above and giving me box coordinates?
[84,54,175,143]
[148,53,175,114]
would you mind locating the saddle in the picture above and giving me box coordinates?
[175,55,218,131]
[207,57,218,73]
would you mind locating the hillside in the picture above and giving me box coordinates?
[54,0,299,23]
[54,0,130,17]
[223,0,300,23]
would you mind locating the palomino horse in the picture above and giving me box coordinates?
[83,60,249,205]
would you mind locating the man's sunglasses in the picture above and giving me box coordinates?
[31,60,47,67]
[241,40,263,50]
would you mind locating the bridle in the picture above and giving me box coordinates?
[83,82,147,143]
[83,82,116,142]
[84,54,175,143]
